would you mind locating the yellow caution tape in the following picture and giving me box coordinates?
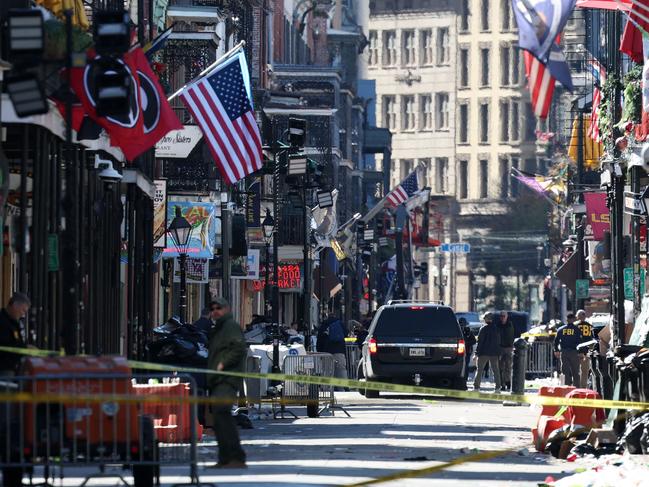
[1,346,649,410]
[344,447,516,486]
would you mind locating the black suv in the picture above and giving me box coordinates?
[358,301,466,398]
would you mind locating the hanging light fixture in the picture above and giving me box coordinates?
[167,206,193,252]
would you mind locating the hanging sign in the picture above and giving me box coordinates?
[624,191,646,216]
[584,192,609,241]
[173,258,209,284]
[163,201,217,259]
[231,249,261,280]
[155,125,203,158]
[153,180,167,248]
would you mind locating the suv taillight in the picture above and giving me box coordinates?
[457,339,465,355]
[369,338,378,354]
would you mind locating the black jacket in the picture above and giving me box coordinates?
[499,320,515,348]
[476,322,502,356]
[316,318,347,355]
[553,322,583,352]
[0,308,25,373]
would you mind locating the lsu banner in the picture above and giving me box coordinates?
[584,191,609,241]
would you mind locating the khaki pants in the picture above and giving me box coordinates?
[579,353,591,389]
[474,355,502,391]
[499,347,513,386]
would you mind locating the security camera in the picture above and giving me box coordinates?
[94,154,122,182]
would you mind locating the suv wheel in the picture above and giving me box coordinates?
[365,388,379,399]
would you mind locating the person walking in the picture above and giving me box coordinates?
[576,309,594,388]
[207,297,247,469]
[473,312,503,392]
[0,293,30,376]
[553,312,582,387]
[316,314,348,380]
[498,311,515,391]
[459,318,476,380]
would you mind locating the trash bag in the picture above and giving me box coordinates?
[619,413,649,454]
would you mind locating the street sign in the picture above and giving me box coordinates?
[624,267,634,299]
[575,279,589,299]
[624,191,646,216]
[440,242,471,253]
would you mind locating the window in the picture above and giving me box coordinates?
[420,159,431,187]
[436,27,450,65]
[481,0,490,31]
[460,48,469,87]
[480,159,489,198]
[382,95,397,130]
[524,158,537,173]
[525,103,536,140]
[402,30,416,66]
[383,31,397,66]
[500,46,510,86]
[402,95,415,131]
[421,29,433,65]
[400,159,414,180]
[459,160,468,199]
[368,31,379,66]
[511,101,520,141]
[459,103,468,143]
[435,158,449,194]
[500,101,509,142]
[500,157,509,199]
[511,157,519,197]
[501,0,511,31]
[480,48,490,86]
[512,48,520,85]
[461,0,469,31]
[479,102,489,143]
[435,93,449,130]
[420,94,433,130]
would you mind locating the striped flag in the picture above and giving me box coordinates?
[386,171,419,207]
[524,51,555,119]
[587,59,606,142]
[179,51,263,185]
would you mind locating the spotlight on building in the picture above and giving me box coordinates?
[288,117,306,147]
[94,10,131,55]
[6,72,48,117]
[7,9,44,65]
[288,154,308,175]
[316,189,334,208]
[94,59,132,117]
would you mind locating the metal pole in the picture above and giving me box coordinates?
[222,199,231,303]
[576,110,586,311]
[631,163,642,318]
[302,170,311,349]
[264,241,270,316]
[179,253,187,323]
[271,130,281,374]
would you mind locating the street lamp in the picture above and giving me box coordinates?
[167,206,193,323]
[262,209,275,317]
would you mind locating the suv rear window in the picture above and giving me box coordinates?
[373,307,460,337]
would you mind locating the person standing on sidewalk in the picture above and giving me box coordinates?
[207,297,247,469]
[553,312,582,387]
[0,293,30,376]
[473,312,502,392]
[576,309,594,388]
[498,311,515,391]
[317,314,348,380]
[459,318,476,380]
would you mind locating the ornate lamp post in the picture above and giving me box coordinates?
[167,206,193,323]
[262,209,275,317]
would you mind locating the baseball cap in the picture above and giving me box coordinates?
[211,297,230,309]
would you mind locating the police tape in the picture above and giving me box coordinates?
[344,447,516,486]
[2,345,649,410]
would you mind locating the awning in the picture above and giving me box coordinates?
[568,114,603,170]
[576,0,631,10]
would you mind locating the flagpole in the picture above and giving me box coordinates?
[167,40,247,102]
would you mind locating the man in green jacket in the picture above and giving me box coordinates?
[207,297,247,468]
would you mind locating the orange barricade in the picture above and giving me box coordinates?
[132,380,203,442]
[564,388,606,429]
[532,385,576,451]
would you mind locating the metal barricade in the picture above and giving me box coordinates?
[0,373,206,487]
[282,353,335,417]
[526,341,555,378]
[345,342,361,380]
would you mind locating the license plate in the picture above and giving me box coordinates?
[409,348,425,357]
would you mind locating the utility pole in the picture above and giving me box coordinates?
[221,192,231,303]
[302,162,311,349]
[575,108,586,311]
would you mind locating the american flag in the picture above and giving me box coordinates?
[179,52,263,185]
[587,59,606,142]
[524,51,555,119]
[386,170,419,207]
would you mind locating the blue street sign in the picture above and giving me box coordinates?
[440,243,471,253]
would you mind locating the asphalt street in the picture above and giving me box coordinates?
[24,389,577,486]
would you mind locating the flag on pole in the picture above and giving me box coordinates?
[587,59,606,142]
[524,50,555,119]
[179,51,263,185]
[144,25,174,60]
[511,167,566,205]
[386,170,419,207]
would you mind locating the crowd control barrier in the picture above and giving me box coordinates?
[282,352,339,418]
[345,342,361,380]
[526,341,555,378]
[0,356,204,487]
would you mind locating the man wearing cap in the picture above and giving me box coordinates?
[553,312,582,387]
[576,309,594,388]
[207,297,247,468]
